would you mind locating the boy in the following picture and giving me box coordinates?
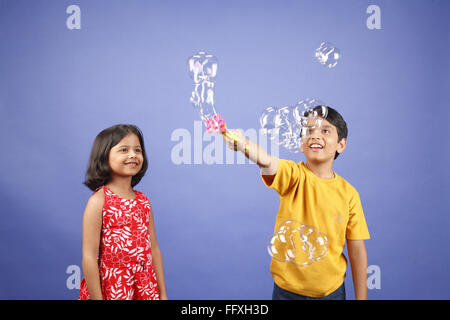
[224,106,370,300]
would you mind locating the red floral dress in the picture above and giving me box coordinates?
[79,186,159,300]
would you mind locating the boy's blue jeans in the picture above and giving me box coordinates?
[272,282,346,300]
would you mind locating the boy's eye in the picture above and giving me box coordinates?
[322,129,330,134]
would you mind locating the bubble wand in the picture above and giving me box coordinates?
[187,51,248,150]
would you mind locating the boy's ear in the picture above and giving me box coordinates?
[337,138,347,154]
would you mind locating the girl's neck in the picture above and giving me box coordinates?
[106,175,134,197]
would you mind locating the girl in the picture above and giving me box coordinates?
[79,124,167,300]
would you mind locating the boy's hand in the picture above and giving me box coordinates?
[224,129,247,152]
[223,128,278,174]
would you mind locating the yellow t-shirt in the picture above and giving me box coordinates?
[262,159,370,298]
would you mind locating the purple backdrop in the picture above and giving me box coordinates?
[0,0,449,299]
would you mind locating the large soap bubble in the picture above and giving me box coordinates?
[315,42,341,68]
[187,51,249,150]
[268,220,328,267]
[188,51,219,125]
[295,98,327,118]
[259,99,329,153]
[277,106,303,153]
[260,106,282,140]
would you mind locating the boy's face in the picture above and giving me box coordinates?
[300,118,346,163]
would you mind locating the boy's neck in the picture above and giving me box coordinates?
[304,160,335,179]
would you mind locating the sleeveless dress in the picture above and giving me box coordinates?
[79,186,159,300]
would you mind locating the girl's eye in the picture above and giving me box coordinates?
[120,148,128,152]
[322,129,330,134]
[135,148,142,153]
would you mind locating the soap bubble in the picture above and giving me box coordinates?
[187,51,247,151]
[276,106,303,153]
[295,98,327,118]
[268,220,328,267]
[315,42,341,68]
[190,81,217,121]
[188,51,220,127]
[277,105,297,127]
[259,98,329,153]
[260,106,282,140]
[281,123,303,153]
[187,51,218,83]
[295,98,328,128]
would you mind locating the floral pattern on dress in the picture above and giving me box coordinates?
[79,186,159,300]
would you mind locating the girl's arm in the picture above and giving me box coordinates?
[347,239,368,300]
[81,191,104,300]
[149,207,168,300]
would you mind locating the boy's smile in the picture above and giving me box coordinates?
[308,142,324,151]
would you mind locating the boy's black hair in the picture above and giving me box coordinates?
[313,105,348,159]
[84,124,148,191]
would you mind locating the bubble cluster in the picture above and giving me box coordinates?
[260,98,328,153]
[187,51,221,130]
[315,42,341,68]
[268,220,328,267]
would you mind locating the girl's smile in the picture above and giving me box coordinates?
[109,133,144,176]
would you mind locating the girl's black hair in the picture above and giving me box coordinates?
[83,124,148,191]
[314,105,348,159]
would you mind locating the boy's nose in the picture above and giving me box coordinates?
[309,128,322,139]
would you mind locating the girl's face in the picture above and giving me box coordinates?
[108,133,144,178]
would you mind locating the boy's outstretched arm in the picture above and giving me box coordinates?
[347,239,368,300]
[224,129,278,175]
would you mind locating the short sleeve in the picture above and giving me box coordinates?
[346,189,370,240]
[261,159,302,197]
